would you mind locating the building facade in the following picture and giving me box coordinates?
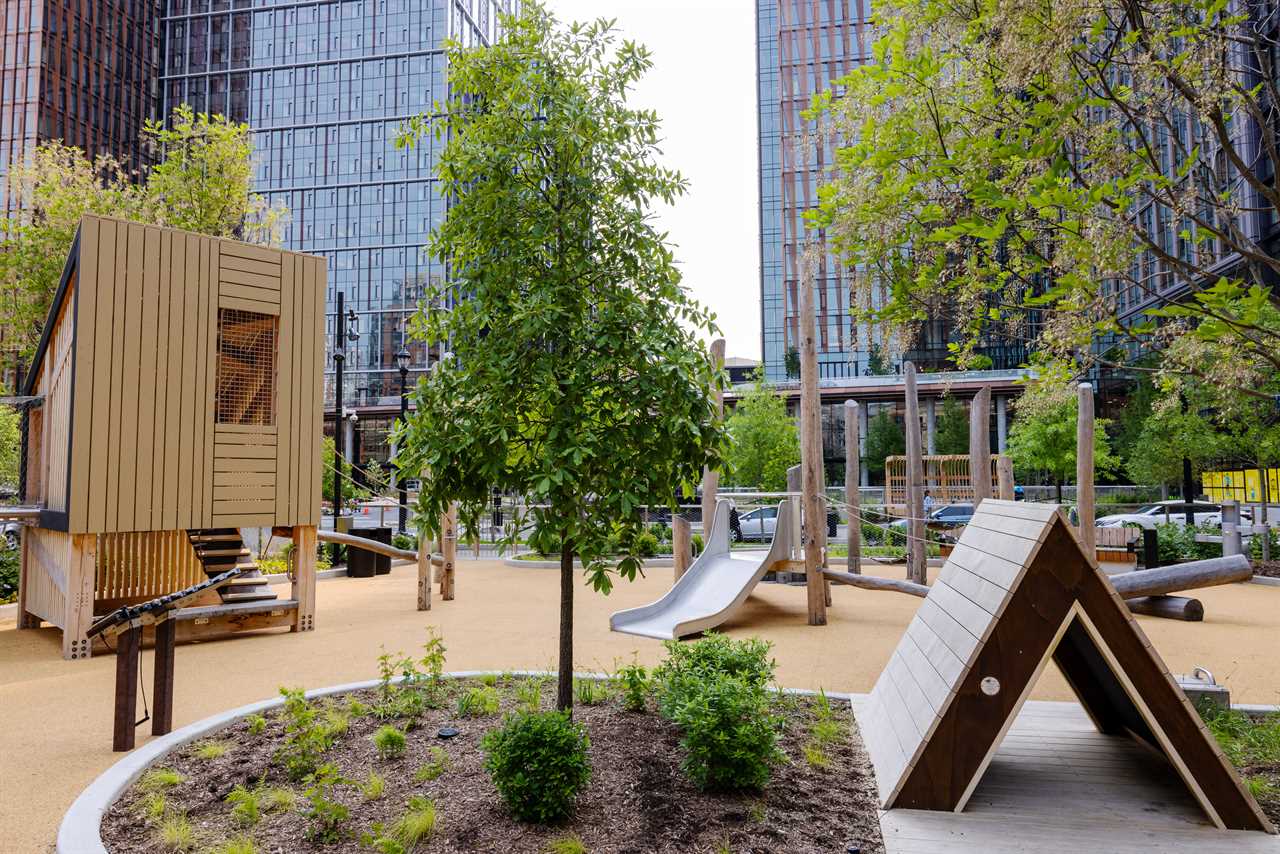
[756,0,872,385]
[1,0,162,217]
[156,0,516,469]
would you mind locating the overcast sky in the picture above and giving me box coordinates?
[546,0,762,361]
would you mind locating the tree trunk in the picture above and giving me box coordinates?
[1055,479,1063,503]
[557,540,574,713]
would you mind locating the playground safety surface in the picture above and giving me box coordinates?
[3,559,1280,851]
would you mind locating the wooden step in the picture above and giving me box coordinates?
[220,589,280,604]
[201,560,259,573]
[190,533,242,544]
[224,576,275,588]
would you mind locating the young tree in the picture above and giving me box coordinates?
[810,0,1280,402]
[864,343,891,376]
[934,395,969,456]
[724,370,799,491]
[396,5,725,712]
[864,409,905,479]
[0,107,286,383]
[0,404,19,493]
[1007,373,1119,501]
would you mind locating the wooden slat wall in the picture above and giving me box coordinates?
[93,531,206,607]
[36,272,77,512]
[66,215,326,533]
[22,527,72,627]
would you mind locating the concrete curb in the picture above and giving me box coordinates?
[58,671,854,854]
[1248,575,1280,587]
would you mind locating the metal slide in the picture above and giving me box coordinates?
[610,498,795,640]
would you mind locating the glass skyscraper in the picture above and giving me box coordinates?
[756,0,872,384]
[157,0,516,465]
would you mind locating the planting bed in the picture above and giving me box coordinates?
[99,676,884,854]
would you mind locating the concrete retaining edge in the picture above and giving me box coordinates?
[58,669,852,853]
[1248,575,1280,587]
[503,554,675,569]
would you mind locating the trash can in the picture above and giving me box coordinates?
[348,527,392,577]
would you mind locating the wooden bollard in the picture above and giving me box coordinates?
[845,401,862,575]
[997,455,1015,501]
[1077,383,1096,555]
[417,524,432,611]
[904,362,926,585]
[441,503,457,600]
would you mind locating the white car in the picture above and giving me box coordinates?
[736,505,779,542]
[1096,501,1224,530]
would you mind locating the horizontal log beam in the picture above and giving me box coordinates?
[822,569,929,598]
[315,529,417,562]
[1126,595,1204,622]
[1109,555,1252,598]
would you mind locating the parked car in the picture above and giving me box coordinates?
[735,505,778,542]
[891,503,976,532]
[1096,501,1225,530]
[2,520,18,551]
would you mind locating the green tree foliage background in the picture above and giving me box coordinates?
[864,409,905,479]
[933,395,968,456]
[724,371,799,491]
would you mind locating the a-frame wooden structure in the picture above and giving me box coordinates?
[857,499,1274,833]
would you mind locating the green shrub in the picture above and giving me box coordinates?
[245,714,267,736]
[481,711,591,823]
[457,685,500,717]
[616,662,649,712]
[653,632,775,719]
[373,725,408,759]
[649,521,671,543]
[0,548,19,604]
[393,532,416,551]
[634,531,659,558]
[480,672,499,687]
[671,673,783,791]
[691,533,704,556]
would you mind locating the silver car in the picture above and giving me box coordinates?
[1096,501,1224,530]
[3,520,19,551]
[736,505,779,542]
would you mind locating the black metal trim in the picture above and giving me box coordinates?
[38,510,70,531]
[21,227,81,396]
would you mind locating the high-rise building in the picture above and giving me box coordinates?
[156,0,516,467]
[756,0,873,384]
[1,1,162,218]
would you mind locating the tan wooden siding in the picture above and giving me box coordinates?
[94,530,206,609]
[34,272,77,512]
[21,527,72,626]
[66,215,325,533]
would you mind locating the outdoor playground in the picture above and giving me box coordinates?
[0,216,1278,854]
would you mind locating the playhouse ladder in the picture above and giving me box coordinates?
[185,529,279,605]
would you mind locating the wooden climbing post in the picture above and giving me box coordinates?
[1077,383,1096,556]
[904,363,926,585]
[62,533,96,660]
[673,516,692,581]
[417,525,432,611]
[997,455,1015,501]
[701,338,726,537]
[798,276,826,625]
[152,619,176,737]
[441,503,457,600]
[845,400,861,574]
[969,386,992,504]
[291,525,317,633]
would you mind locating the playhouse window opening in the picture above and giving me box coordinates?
[216,308,278,426]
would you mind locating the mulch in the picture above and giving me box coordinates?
[100,678,885,854]
[1252,559,1280,579]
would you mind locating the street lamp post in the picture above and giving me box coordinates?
[332,293,346,522]
[396,348,410,533]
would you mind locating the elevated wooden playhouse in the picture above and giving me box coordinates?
[16,214,326,659]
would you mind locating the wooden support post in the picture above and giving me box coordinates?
[702,338,726,537]
[152,619,176,736]
[787,463,803,565]
[1077,383,1096,556]
[1109,554,1251,597]
[16,530,38,629]
[969,387,992,505]
[441,503,457,600]
[997,455,1015,501]
[904,363,926,586]
[113,625,141,752]
[845,400,861,575]
[798,274,826,625]
[417,524,432,611]
[673,516,692,581]
[63,533,95,660]
[291,525,317,632]
[1222,500,1242,557]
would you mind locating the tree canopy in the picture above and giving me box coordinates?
[0,106,286,379]
[864,409,905,477]
[810,0,1280,406]
[395,4,725,710]
[1007,371,1119,499]
[933,395,969,456]
[724,370,799,491]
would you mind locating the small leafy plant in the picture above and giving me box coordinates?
[672,672,783,791]
[514,677,544,713]
[276,687,330,781]
[302,763,350,843]
[573,678,608,706]
[482,710,591,823]
[245,713,267,736]
[457,685,500,717]
[413,746,452,782]
[616,662,649,712]
[225,785,261,827]
[653,632,775,718]
[361,770,386,801]
[373,724,408,759]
